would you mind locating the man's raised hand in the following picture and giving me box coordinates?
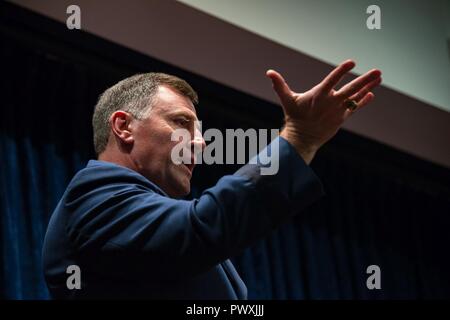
[267,60,382,164]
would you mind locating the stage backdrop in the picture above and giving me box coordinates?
[1,2,449,299]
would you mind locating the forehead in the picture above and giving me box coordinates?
[152,85,197,117]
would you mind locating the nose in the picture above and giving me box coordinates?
[192,127,206,152]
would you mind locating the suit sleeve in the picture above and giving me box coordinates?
[65,136,325,281]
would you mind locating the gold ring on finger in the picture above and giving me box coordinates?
[345,99,358,112]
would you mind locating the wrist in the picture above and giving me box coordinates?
[280,125,319,164]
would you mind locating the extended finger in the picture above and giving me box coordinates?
[319,59,356,94]
[266,69,294,107]
[335,69,381,100]
[343,92,375,119]
[348,77,382,102]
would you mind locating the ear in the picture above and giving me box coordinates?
[109,111,134,145]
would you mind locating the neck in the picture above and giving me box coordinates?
[98,147,138,172]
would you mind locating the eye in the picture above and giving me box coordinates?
[174,118,190,127]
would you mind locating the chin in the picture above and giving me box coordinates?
[179,184,191,197]
[166,166,193,197]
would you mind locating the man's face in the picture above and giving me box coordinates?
[130,85,205,198]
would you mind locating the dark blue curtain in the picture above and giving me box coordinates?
[233,152,450,299]
[1,2,450,300]
[0,34,101,298]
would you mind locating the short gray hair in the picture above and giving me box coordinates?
[92,72,198,155]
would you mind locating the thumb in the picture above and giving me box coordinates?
[266,69,293,107]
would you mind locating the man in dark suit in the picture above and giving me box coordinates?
[42,60,381,299]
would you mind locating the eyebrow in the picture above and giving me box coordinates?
[165,109,198,121]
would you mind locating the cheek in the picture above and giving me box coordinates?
[136,125,174,156]
[165,134,191,162]
[165,141,179,164]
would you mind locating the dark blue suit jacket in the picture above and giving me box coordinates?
[42,137,324,299]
